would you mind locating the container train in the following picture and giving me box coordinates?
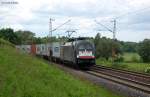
[16,37,96,69]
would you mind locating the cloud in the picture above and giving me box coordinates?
[0,0,150,42]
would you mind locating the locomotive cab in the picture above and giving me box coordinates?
[75,40,95,68]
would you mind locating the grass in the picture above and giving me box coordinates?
[123,52,141,62]
[0,38,14,47]
[96,52,150,73]
[0,45,123,97]
[97,60,150,73]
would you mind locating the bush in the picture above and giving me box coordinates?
[97,57,107,62]
[114,55,124,62]
[112,62,127,69]
[131,55,139,62]
[145,67,150,73]
[138,39,150,62]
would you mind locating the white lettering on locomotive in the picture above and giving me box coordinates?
[77,50,93,58]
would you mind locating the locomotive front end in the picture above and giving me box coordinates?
[76,41,95,67]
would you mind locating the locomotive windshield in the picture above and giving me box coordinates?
[78,45,85,50]
[78,43,93,51]
[85,44,93,51]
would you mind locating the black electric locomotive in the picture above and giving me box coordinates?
[60,37,95,68]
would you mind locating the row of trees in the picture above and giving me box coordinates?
[94,33,150,62]
[0,28,35,44]
[0,28,150,62]
[0,28,67,44]
[0,28,19,44]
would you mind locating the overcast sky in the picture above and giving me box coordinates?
[0,0,150,42]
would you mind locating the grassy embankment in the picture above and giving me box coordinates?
[0,39,123,97]
[96,52,150,73]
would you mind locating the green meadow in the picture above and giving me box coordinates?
[96,52,150,73]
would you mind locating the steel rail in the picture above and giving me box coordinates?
[94,65,150,78]
[86,70,150,94]
[90,67,150,87]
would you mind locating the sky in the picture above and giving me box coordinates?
[0,0,150,42]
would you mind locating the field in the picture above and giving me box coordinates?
[123,52,141,62]
[0,43,123,97]
[96,53,150,73]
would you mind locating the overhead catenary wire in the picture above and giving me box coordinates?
[52,19,71,32]
[114,6,150,19]
[48,19,71,38]
[94,6,150,37]
[94,20,113,32]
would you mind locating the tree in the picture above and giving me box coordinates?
[94,33,100,45]
[15,30,35,44]
[0,28,19,44]
[94,33,122,60]
[120,41,138,52]
[138,39,150,62]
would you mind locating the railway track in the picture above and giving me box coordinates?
[86,65,150,94]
